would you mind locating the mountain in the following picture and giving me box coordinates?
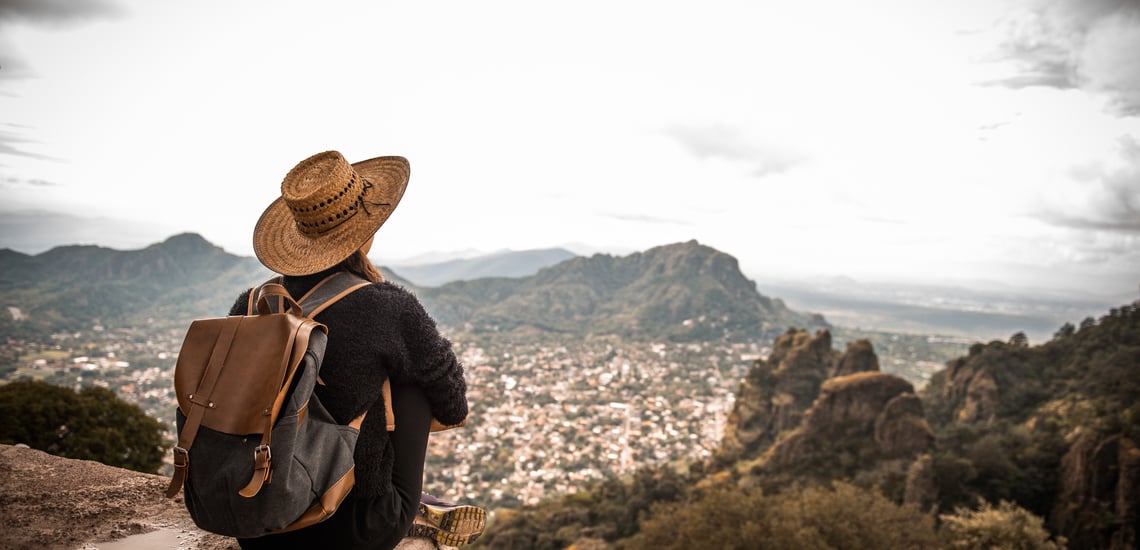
[0,233,270,333]
[386,248,578,287]
[0,235,825,343]
[416,240,828,341]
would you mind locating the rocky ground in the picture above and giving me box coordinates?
[0,444,437,550]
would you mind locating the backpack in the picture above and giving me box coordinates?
[164,271,372,538]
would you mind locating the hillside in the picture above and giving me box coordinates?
[418,240,827,342]
[0,233,270,334]
[921,304,1140,549]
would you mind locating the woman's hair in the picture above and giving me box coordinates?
[336,248,384,283]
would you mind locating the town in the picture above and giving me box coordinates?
[2,316,957,509]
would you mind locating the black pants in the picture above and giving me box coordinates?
[237,385,433,550]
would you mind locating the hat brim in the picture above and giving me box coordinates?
[252,156,409,276]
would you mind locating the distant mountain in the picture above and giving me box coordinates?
[0,233,270,333]
[0,235,825,343]
[386,248,577,287]
[417,240,828,341]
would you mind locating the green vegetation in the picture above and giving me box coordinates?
[624,481,940,550]
[940,500,1067,550]
[0,380,168,473]
[477,465,1067,550]
[475,467,688,549]
[921,302,1139,548]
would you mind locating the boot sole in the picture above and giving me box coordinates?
[417,503,486,547]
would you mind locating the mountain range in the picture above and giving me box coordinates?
[0,233,824,343]
[386,248,578,287]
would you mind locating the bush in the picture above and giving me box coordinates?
[940,499,1066,549]
[621,481,939,550]
[0,380,168,473]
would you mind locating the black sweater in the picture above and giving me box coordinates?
[230,269,468,498]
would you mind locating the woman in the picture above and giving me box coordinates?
[235,150,481,549]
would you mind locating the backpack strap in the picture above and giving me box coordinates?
[296,272,372,317]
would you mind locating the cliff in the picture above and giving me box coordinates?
[711,329,935,508]
[713,328,839,467]
[0,444,438,550]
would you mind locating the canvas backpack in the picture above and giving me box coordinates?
[164,271,372,538]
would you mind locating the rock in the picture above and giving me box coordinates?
[714,328,839,466]
[804,372,915,433]
[903,453,937,513]
[958,370,998,423]
[1051,433,1140,550]
[0,444,440,550]
[832,339,880,377]
[874,393,934,457]
[760,371,932,475]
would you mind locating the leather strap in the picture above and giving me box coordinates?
[239,320,313,498]
[165,316,243,498]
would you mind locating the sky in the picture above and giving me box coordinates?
[1,0,1138,298]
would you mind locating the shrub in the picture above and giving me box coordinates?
[621,481,939,550]
[940,499,1066,550]
[0,380,167,473]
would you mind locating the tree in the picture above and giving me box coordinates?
[940,499,1066,549]
[0,380,168,473]
[1009,332,1029,348]
[1053,323,1075,340]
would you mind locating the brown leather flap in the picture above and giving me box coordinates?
[174,313,326,435]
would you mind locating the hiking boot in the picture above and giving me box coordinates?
[413,492,486,547]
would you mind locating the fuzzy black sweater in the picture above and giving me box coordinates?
[229,269,468,498]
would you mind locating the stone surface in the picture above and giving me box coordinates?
[0,444,439,550]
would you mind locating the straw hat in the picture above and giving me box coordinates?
[253,150,409,275]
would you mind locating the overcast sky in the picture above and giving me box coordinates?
[1,0,1138,296]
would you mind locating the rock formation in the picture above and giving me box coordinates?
[1051,432,1139,550]
[712,329,934,503]
[713,328,839,467]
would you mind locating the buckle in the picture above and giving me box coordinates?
[254,444,271,464]
[172,446,189,468]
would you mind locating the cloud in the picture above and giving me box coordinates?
[1035,135,1140,231]
[0,45,34,81]
[598,212,694,226]
[1,175,56,187]
[664,123,807,177]
[985,0,1140,116]
[0,0,123,82]
[0,126,56,161]
[0,0,123,26]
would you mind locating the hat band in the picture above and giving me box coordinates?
[295,177,392,236]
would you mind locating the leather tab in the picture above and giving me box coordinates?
[165,446,189,498]
[238,444,272,498]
